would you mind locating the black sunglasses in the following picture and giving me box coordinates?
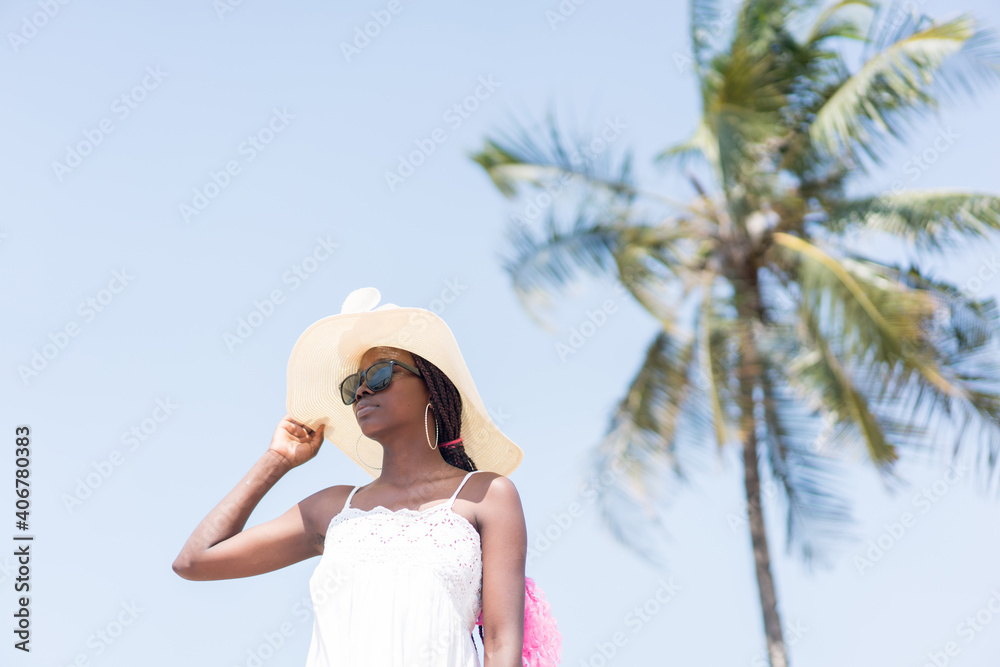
[340,359,422,405]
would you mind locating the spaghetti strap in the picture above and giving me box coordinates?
[446,470,485,509]
[343,485,361,511]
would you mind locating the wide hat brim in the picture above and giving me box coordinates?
[286,287,523,479]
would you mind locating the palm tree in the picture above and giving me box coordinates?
[470,1,1000,665]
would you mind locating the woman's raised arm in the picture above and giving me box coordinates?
[172,416,330,581]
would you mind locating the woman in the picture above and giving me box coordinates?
[172,288,528,666]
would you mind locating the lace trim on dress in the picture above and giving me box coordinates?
[320,472,486,629]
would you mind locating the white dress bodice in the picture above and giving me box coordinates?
[304,470,486,666]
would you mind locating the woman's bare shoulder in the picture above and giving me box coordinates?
[469,472,523,522]
[311,483,357,513]
[300,484,358,548]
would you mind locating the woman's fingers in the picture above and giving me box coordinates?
[283,415,318,440]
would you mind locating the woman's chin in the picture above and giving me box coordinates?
[357,421,381,440]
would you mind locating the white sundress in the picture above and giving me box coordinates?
[304,469,487,667]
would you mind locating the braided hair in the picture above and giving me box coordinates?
[411,352,487,650]
[411,353,477,472]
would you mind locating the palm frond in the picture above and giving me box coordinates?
[758,348,856,567]
[884,262,1000,352]
[772,232,967,402]
[806,0,874,45]
[654,121,720,174]
[792,303,908,474]
[614,330,707,456]
[712,107,772,223]
[810,13,1000,163]
[472,139,566,198]
[776,248,1000,488]
[698,276,738,449]
[583,329,712,567]
[691,0,722,75]
[612,231,691,330]
[826,191,1000,251]
[471,114,639,205]
[501,212,621,328]
[835,260,1000,486]
[733,0,797,57]
[582,424,678,568]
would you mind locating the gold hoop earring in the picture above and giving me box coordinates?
[356,434,381,470]
[425,402,439,449]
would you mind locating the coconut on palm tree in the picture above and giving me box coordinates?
[471,1,1000,665]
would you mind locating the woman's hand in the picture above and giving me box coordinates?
[172,419,331,581]
[268,414,325,469]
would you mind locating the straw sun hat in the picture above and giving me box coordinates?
[286,287,523,479]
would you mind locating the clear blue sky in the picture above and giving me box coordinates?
[3,0,1000,665]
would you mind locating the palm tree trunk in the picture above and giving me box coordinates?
[736,288,788,667]
[742,410,788,667]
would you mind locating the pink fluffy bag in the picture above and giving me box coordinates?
[475,575,562,666]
